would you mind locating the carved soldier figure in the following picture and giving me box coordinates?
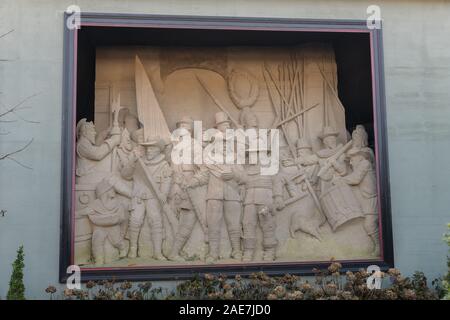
[122,137,173,260]
[189,112,243,263]
[316,126,347,194]
[168,116,202,261]
[239,145,283,262]
[76,118,121,181]
[281,138,324,240]
[84,178,128,265]
[343,147,379,255]
[351,125,374,162]
[282,138,320,191]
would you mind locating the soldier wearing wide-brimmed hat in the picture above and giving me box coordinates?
[316,126,347,194]
[343,146,379,255]
[121,136,172,260]
[187,111,243,264]
[239,137,283,262]
[168,116,204,262]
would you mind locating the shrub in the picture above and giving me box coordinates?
[7,245,26,300]
[45,260,438,300]
[443,223,450,300]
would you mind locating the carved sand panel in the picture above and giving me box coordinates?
[73,44,380,267]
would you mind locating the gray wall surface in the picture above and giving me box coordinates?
[0,0,449,299]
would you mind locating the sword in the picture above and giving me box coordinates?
[137,158,179,235]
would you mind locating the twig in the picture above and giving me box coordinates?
[0,92,41,119]
[0,138,34,170]
[0,29,14,39]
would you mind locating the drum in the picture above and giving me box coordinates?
[319,181,363,231]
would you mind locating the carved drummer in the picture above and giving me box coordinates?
[316,126,348,194]
[84,178,128,265]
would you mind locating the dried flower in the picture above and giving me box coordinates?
[301,282,312,291]
[120,281,132,290]
[204,273,215,281]
[63,288,74,297]
[224,290,234,299]
[325,283,337,295]
[45,286,57,294]
[267,293,277,300]
[273,285,286,298]
[403,289,416,300]
[286,290,303,300]
[387,268,401,277]
[328,262,342,274]
[223,283,232,291]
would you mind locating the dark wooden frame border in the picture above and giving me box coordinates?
[60,13,392,282]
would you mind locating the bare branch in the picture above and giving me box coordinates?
[10,111,40,124]
[0,29,14,39]
[0,138,34,170]
[0,92,41,119]
[4,155,32,170]
[0,138,34,161]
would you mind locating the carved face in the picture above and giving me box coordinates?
[323,135,337,149]
[124,115,139,133]
[145,145,161,160]
[216,122,231,133]
[100,188,118,210]
[178,123,192,135]
[84,123,97,144]
[352,128,367,149]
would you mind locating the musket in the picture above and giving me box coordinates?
[291,163,324,217]
[317,140,353,178]
[137,158,179,235]
[195,74,242,129]
[272,103,319,128]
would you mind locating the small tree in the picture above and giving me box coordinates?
[7,245,25,300]
[443,224,450,300]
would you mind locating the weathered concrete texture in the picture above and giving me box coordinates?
[1,0,449,298]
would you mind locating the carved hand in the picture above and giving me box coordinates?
[274,196,285,211]
[221,172,234,181]
[282,158,295,167]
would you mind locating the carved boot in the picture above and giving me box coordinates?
[92,245,105,266]
[151,223,166,261]
[168,211,196,262]
[117,242,128,259]
[242,238,256,262]
[127,226,140,259]
[263,247,276,261]
[259,208,278,261]
[206,236,220,264]
[228,229,242,260]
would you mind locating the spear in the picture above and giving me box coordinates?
[195,74,242,129]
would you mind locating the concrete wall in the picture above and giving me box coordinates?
[0,0,449,298]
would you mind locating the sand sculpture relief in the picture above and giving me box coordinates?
[74,44,381,267]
